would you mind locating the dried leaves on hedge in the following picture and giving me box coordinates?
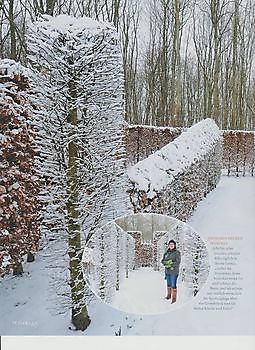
[0,67,41,275]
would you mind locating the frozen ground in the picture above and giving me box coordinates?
[0,175,254,335]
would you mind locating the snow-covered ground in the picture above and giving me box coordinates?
[0,240,70,335]
[110,267,189,315]
[0,175,254,335]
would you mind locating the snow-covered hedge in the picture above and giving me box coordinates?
[223,130,254,177]
[0,60,41,276]
[125,125,254,177]
[125,125,182,165]
[127,118,222,221]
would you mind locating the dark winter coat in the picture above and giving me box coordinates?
[161,248,181,275]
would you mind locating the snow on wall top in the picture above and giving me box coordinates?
[127,124,183,131]
[127,118,221,198]
[222,129,255,134]
[32,14,113,36]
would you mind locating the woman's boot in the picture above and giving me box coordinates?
[171,288,177,303]
[166,287,172,300]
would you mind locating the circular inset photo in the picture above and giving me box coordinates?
[82,213,210,315]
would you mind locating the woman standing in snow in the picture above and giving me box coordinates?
[161,240,181,303]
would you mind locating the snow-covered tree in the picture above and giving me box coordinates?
[26,15,131,331]
[0,60,41,276]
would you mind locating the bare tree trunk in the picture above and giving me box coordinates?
[9,0,16,60]
[27,252,35,262]
[13,262,24,276]
[170,0,183,126]
[33,0,57,15]
[121,0,140,124]
[46,0,57,15]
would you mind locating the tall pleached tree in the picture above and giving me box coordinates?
[27,15,131,331]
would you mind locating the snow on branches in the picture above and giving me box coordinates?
[27,15,131,242]
[26,15,132,329]
[83,222,135,304]
[0,59,41,276]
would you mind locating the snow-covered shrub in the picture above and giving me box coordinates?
[0,60,41,276]
[127,118,222,221]
[223,130,254,177]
